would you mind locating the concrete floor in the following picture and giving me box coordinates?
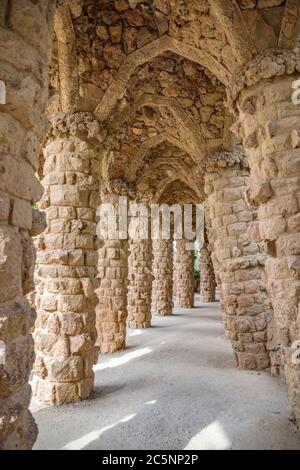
[31,295,300,450]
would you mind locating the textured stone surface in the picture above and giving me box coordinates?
[151,238,173,316]
[33,113,101,405]
[200,223,216,302]
[205,150,273,371]
[2,0,300,447]
[236,75,300,423]
[0,0,55,450]
[128,238,152,328]
[174,240,194,309]
[95,192,128,353]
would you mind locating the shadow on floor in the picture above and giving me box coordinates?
[32,298,300,451]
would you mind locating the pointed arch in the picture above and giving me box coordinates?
[94,35,230,123]
[126,132,200,182]
[153,175,203,204]
[109,93,206,149]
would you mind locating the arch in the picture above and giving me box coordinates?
[126,132,199,182]
[208,0,257,64]
[94,35,230,123]
[153,175,203,204]
[137,159,193,184]
[135,153,203,202]
[4,0,300,450]
[278,0,300,48]
[108,93,206,151]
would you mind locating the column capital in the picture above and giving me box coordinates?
[104,178,136,199]
[47,112,105,142]
[228,47,300,114]
[205,147,249,173]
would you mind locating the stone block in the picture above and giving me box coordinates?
[0,226,22,302]
[50,185,89,207]
[0,192,10,221]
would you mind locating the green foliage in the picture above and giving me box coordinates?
[194,250,200,280]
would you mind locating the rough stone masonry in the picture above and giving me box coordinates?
[1,0,300,449]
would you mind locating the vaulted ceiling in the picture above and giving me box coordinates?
[48,0,300,204]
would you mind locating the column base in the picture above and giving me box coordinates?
[235,352,270,371]
[127,319,151,329]
[98,339,126,354]
[152,309,172,317]
[32,373,95,406]
[176,301,194,309]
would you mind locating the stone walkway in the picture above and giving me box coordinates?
[31,296,300,450]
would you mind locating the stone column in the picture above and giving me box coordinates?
[33,113,101,405]
[174,239,194,308]
[127,238,152,328]
[96,191,128,353]
[229,51,300,422]
[200,225,216,302]
[173,249,179,299]
[151,239,173,316]
[205,149,272,370]
[0,0,55,449]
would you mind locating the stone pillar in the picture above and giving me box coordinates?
[33,113,101,405]
[205,149,272,370]
[229,51,300,422]
[0,0,55,449]
[151,239,173,316]
[200,224,216,302]
[173,248,179,299]
[174,240,194,308]
[127,238,152,328]
[96,192,128,353]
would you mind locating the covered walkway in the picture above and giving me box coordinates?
[32,296,299,450]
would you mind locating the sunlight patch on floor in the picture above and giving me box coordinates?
[184,420,232,450]
[62,414,136,450]
[94,347,152,371]
[127,330,145,337]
